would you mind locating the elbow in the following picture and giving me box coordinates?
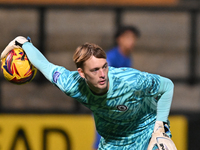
[168,78,174,89]
[165,78,174,94]
[159,76,174,92]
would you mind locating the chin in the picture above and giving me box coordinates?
[98,84,108,91]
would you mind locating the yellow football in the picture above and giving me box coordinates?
[1,48,37,84]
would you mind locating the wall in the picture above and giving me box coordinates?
[0,9,200,112]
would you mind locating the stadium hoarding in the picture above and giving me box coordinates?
[0,114,187,150]
[0,115,95,150]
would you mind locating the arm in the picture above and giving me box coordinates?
[1,36,58,82]
[1,36,79,93]
[147,76,177,150]
[140,72,173,121]
[156,76,174,122]
[22,42,57,82]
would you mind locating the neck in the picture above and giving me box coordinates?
[86,81,109,95]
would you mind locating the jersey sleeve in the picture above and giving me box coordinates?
[22,42,57,82]
[22,42,83,95]
[156,76,174,122]
[134,70,174,122]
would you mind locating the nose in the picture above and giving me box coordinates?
[99,69,105,78]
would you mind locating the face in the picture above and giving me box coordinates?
[117,30,137,55]
[78,56,109,95]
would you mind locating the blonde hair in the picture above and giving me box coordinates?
[73,43,106,68]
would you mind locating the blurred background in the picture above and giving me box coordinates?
[0,0,200,149]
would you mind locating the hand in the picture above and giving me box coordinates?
[153,121,165,133]
[147,121,177,150]
[1,36,30,59]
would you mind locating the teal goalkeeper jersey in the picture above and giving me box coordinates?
[51,66,161,145]
[22,42,173,147]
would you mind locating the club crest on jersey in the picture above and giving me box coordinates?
[117,105,128,111]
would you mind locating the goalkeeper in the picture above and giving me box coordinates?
[1,37,177,150]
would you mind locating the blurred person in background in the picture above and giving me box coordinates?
[93,25,141,150]
[106,25,140,68]
[1,37,177,150]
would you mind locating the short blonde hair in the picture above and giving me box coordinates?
[73,43,106,68]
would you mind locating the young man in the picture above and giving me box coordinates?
[1,36,177,150]
[94,25,140,149]
[106,25,140,68]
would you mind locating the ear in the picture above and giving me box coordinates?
[77,68,85,79]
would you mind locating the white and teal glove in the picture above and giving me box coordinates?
[1,36,30,59]
[147,121,177,150]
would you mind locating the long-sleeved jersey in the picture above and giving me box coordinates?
[22,42,174,149]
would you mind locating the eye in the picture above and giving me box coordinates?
[91,68,99,72]
[103,64,108,69]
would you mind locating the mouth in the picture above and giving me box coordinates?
[99,79,106,85]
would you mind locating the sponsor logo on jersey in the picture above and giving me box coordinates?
[116,105,128,111]
[53,71,61,83]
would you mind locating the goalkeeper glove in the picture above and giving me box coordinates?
[147,121,177,150]
[1,36,31,60]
